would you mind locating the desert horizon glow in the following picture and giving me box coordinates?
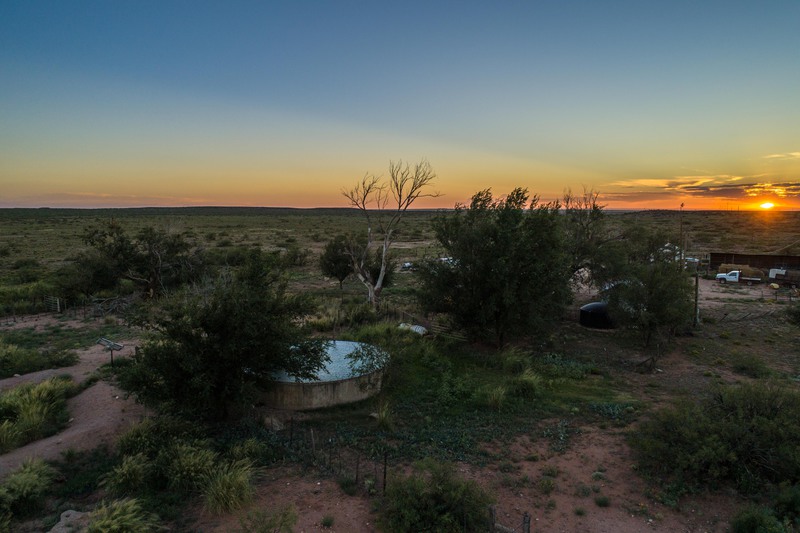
[1,2,799,211]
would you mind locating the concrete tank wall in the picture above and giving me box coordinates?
[259,370,383,410]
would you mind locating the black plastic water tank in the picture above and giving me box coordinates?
[579,301,615,329]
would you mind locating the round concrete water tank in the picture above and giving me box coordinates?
[260,341,387,410]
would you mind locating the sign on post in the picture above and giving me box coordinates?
[97,337,124,367]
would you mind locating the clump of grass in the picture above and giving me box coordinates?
[0,341,77,378]
[484,386,507,411]
[511,369,544,399]
[0,376,75,452]
[538,477,556,495]
[321,515,334,528]
[87,498,163,532]
[0,458,56,518]
[101,453,151,495]
[238,505,297,533]
[164,443,217,493]
[202,459,255,514]
[375,400,394,431]
[500,347,530,374]
[594,495,610,507]
[337,476,358,496]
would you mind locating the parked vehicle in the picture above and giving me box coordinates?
[768,268,800,288]
[715,270,763,285]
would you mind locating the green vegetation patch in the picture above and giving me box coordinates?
[631,382,800,494]
[0,375,76,453]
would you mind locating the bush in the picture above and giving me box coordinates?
[381,460,493,532]
[631,382,800,492]
[116,416,199,458]
[87,498,163,532]
[731,506,787,533]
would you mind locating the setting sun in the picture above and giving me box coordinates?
[760,202,775,209]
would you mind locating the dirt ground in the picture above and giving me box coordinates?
[2,278,790,530]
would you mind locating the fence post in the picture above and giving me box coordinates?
[523,512,531,533]
[383,451,388,495]
[489,506,496,529]
[355,453,360,485]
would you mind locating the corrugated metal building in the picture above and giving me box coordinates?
[710,253,800,271]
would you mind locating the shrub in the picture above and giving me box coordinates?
[730,353,772,378]
[116,416,198,458]
[631,382,800,492]
[787,304,800,327]
[730,506,787,533]
[202,459,255,514]
[381,459,493,532]
[87,499,162,532]
[594,495,610,507]
[0,458,56,517]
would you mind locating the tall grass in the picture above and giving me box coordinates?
[0,458,56,518]
[0,340,78,378]
[87,499,163,532]
[0,376,75,452]
[202,459,255,514]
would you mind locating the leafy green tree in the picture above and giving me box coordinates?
[319,235,352,289]
[417,188,570,347]
[53,249,120,301]
[121,250,329,420]
[82,221,203,298]
[561,188,614,284]
[599,227,693,349]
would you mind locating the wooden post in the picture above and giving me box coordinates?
[382,451,388,494]
[693,272,700,326]
[523,512,531,533]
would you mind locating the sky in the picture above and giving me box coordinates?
[1,1,799,210]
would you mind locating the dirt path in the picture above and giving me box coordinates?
[0,317,147,477]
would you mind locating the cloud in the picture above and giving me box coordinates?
[763,152,800,160]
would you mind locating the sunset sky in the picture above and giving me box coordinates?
[1,1,799,210]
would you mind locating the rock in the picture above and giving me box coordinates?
[263,416,284,431]
[49,509,89,532]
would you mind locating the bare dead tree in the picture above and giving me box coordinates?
[342,159,439,307]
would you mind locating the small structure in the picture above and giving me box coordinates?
[579,302,615,329]
[260,341,388,410]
